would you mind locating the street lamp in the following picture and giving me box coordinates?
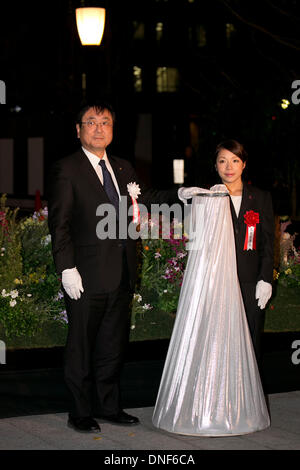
[76,7,106,46]
[75,7,106,98]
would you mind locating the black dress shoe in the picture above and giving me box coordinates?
[98,410,140,425]
[68,416,101,433]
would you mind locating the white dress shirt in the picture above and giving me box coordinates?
[230,195,242,217]
[81,147,121,199]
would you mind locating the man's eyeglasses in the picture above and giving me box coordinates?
[81,120,113,129]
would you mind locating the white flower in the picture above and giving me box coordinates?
[41,234,51,246]
[163,289,168,293]
[127,182,141,224]
[1,247,5,251]
[154,252,161,259]
[27,294,32,297]
[134,293,142,303]
[2,289,11,297]
[142,303,152,310]
[9,290,19,299]
[127,182,141,200]
[10,299,17,307]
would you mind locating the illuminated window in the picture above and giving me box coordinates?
[156,67,179,93]
[133,21,145,40]
[196,25,206,47]
[188,24,206,47]
[226,23,236,46]
[133,66,142,92]
[156,22,163,42]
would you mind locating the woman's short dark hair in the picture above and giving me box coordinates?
[215,139,248,163]
[76,100,116,125]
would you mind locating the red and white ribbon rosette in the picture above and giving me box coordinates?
[127,182,141,224]
[243,210,259,250]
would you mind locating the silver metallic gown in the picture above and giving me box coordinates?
[152,185,270,436]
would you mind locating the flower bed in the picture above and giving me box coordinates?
[0,195,299,349]
[0,195,66,342]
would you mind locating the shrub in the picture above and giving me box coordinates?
[0,196,66,339]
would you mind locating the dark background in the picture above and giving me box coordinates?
[0,0,300,217]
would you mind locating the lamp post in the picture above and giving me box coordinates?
[75,6,106,98]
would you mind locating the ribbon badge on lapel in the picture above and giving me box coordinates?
[243,210,259,250]
[127,182,141,225]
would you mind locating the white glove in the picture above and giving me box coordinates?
[62,267,84,300]
[178,187,202,205]
[255,280,272,310]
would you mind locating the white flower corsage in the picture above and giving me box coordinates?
[127,182,141,224]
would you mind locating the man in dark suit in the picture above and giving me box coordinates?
[47,101,177,433]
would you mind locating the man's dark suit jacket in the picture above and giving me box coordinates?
[48,148,176,294]
[229,183,274,285]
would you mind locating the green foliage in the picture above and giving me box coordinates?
[0,194,22,288]
[0,291,51,338]
[0,196,66,339]
[277,258,300,288]
[131,219,188,328]
[265,284,300,332]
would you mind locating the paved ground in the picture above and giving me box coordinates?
[1,336,299,456]
[0,391,299,451]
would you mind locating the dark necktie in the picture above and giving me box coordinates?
[99,159,120,216]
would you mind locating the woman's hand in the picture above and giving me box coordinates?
[178,187,202,205]
[255,280,272,309]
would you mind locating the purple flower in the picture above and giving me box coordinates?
[55,290,64,300]
[58,309,68,324]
